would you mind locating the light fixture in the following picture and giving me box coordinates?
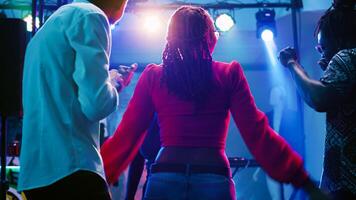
[215,13,235,32]
[255,9,277,41]
[23,14,40,32]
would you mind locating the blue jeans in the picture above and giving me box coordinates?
[143,172,236,200]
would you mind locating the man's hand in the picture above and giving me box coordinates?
[278,47,298,67]
[317,57,329,71]
[109,63,138,92]
[117,63,137,87]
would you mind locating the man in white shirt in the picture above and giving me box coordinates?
[19,0,130,199]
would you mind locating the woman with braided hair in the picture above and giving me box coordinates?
[102,6,326,199]
[279,0,356,199]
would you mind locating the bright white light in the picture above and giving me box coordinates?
[23,14,39,32]
[143,15,161,33]
[110,24,116,30]
[215,14,234,32]
[261,29,274,42]
[264,39,278,66]
[264,39,289,104]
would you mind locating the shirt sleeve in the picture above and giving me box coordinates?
[101,65,156,184]
[66,12,118,122]
[320,49,356,99]
[228,61,308,187]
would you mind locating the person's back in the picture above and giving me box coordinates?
[135,60,308,182]
[101,6,328,200]
[144,61,238,170]
[147,61,234,150]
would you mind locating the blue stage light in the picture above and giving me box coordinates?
[256,9,277,40]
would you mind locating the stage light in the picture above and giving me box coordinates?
[256,9,277,40]
[215,13,234,32]
[261,29,274,42]
[143,15,161,33]
[110,24,116,30]
[23,14,39,32]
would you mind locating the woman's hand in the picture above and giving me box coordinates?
[302,178,331,200]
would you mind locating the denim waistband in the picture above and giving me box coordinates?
[150,163,231,178]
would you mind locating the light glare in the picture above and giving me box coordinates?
[144,15,161,33]
[215,14,234,32]
[23,14,39,32]
[261,29,274,42]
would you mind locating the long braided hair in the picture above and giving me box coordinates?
[161,6,217,108]
[315,0,356,54]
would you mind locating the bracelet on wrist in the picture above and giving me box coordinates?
[287,60,296,65]
[286,60,298,68]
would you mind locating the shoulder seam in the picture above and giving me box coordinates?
[335,51,353,74]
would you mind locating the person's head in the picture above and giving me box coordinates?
[162,6,218,107]
[315,0,356,63]
[90,0,128,24]
[166,6,218,53]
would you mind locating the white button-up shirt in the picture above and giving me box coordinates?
[19,0,118,190]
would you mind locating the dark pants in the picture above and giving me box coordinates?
[23,170,111,200]
[330,189,356,200]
